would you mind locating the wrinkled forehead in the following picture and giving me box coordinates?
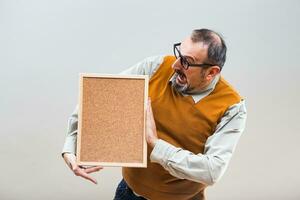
[180,37,208,62]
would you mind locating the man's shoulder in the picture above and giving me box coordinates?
[216,76,243,101]
[142,55,165,64]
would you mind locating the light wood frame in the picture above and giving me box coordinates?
[77,73,148,167]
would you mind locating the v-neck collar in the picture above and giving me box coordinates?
[169,74,221,103]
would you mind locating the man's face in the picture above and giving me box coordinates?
[171,37,210,94]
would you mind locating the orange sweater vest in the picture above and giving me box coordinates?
[122,56,242,200]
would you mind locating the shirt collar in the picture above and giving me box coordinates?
[169,73,221,103]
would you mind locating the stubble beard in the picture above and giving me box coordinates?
[171,72,189,93]
[171,70,207,94]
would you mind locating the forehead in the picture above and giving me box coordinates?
[180,37,208,62]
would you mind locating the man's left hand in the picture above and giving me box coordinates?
[146,98,158,148]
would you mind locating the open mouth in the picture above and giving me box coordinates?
[175,70,187,85]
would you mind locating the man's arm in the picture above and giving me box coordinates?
[61,55,164,183]
[62,105,78,156]
[61,105,103,184]
[61,55,164,156]
[119,55,163,76]
[149,100,247,185]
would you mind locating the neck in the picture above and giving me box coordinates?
[187,74,219,94]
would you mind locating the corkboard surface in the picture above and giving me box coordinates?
[77,74,148,167]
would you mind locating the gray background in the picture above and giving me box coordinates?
[0,0,299,199]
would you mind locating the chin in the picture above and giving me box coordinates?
[171,74,189,93]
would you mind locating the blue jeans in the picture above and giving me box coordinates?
[113,179,147,200]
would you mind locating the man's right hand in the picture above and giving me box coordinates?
[62,153,103,184]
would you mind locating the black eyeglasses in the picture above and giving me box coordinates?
[173,43,215,70]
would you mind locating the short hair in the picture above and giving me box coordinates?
[191,29,227,70]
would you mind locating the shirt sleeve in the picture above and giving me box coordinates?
[150,100,247,185]
[61,56,164,156]
[61,105,78,155]
[119,55,164,77]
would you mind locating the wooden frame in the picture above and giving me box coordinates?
[77,73,148,167]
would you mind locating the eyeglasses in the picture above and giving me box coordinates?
[173,43,215,70]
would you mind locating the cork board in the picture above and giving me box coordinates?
[77,73,148,167]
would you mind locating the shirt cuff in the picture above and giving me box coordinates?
[61,136,77,156]
[150,139,181,168]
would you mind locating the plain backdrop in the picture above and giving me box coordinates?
[0,0,299,199]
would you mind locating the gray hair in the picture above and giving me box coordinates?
[191,29,227,70]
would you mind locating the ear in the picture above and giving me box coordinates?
[206,66,220,81]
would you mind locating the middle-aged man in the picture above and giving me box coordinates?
[62,28,247,200]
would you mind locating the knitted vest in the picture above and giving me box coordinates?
[122,56,242,200]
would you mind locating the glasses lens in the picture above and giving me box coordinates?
[180,57,189,69]
[174,44,189,69]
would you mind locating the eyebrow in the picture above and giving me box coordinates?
[178,44,196,63]
[184,55,196,63]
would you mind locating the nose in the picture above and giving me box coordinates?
[172,58,183,70]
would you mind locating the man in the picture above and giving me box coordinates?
[62,29,247,200]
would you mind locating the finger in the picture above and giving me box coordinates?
[147,100,156,126]
[76,169,98,184]
[146,106,152,126]
[148,100,153,115]
[148,99,151,109]
[84,166,103,174]
[147,99,152,117]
